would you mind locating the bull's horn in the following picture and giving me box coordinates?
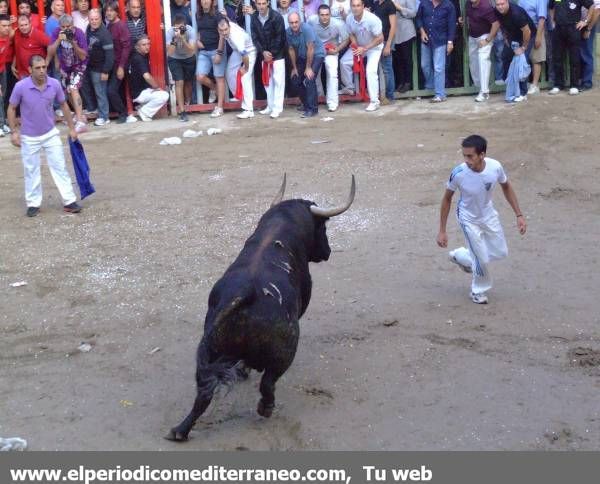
[310,175,356,218]
[270,173,287,207]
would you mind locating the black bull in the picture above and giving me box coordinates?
[166,175,356,441]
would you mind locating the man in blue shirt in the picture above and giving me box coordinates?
[415,0,456,102]
[287,12,325,117]
[518,0,546,94]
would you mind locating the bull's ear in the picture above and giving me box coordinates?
[270,173,287,207]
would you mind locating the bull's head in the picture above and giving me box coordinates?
[270,174,356,263]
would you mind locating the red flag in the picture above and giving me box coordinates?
[261,61,273,87]
[235,69,244,101]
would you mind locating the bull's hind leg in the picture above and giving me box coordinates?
[257,369,278,418]
[165,390,213,442]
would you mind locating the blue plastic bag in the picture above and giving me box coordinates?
[68,138,95,199]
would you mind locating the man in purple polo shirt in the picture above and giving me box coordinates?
[465,0,500,102]
[7,55,81,218]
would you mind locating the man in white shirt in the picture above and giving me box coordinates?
[308,4,350,112]
[218,17,257,119]
[72,0,90,32]
[437,135,527,304]
[340,0,384,111]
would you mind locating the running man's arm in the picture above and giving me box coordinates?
[500,181,526,235]
[437,188,455,247]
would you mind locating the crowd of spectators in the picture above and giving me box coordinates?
[0,0,599,132]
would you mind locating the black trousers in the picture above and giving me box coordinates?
[107,67,127,117]
[393,38,414,89]
[552,23,581,89]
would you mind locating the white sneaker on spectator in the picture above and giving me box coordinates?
[328,105,338,112]
[0,129,4,137]
[527,84,540,95]
[125,114,138,123]
[55,108,64,117]
[236,110,254,119]
[3,124,11,134]
[259,107,272,115]
[208,90,217,103]
[365,101,380,112]
[338,87,354,95]
[94,118,110,126]
[74,120,87,133]
[475,92,489,102]
[494,79,505,86]
[210,107,224,118]
[471,292,488,304]
[548,87,560,95]
[513,95,527,102]
[83,109,98,116]
[270,111,280,119]
[569,87,579,95]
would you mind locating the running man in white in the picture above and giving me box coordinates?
[436,134,527,304]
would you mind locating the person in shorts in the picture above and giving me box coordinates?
[167,12,196,122]
[47,14,89,132]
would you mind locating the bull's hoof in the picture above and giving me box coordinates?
[257,400,274,418]
[164,428,189,442]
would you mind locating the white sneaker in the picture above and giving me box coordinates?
[259,107,272,115]
[548,87,560,95]
[527,84,540,95]
[569,87,579,95]
[513,95,527,103]
[338,87,355,95]
[328,105,338,112]
[0,129,4,137]
[94,118,110,126]
[74,120,87,133]
[210,107,224,118]
[208,90,217,103]
[365,101,380,112]
[471,292,488,304]
[236,110,254,119]
[83,109,98,116]
[54,109,64,117]
[269,111,280,119]
[449,251,472,273]
[475,92,489,102]
[2,124,11,134]
[494,79,506,86]
[125,114,138,123]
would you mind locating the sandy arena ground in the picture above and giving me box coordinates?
[1,90,599,450]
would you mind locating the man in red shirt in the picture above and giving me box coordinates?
[10,0,45,31]
[0,14,13,135]
[12,15,50,80]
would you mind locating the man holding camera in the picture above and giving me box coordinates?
[166,13,196,122]
[48,14,89,132]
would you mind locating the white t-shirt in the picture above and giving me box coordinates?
[226,22,256,56]
[446,157,508,222]
[346,10,383,48]
[330,0,351,19]
[72,11,89,32]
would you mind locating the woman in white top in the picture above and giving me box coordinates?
[391,0,416,93]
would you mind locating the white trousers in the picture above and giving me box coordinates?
[21,127,77,208]
[340,45,383,103]
[468,34,492,94]
[317,54,339,110]
[264,58,285,115]
[453,213,508,294]
[226,50,257,112]
[134,88,169,119]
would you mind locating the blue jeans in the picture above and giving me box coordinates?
[83,70,110,119]
[421,43,446,98]
[291,56,324,114]
[493,31,505,81]
[580,25,596,87]
[380,51,395,99]
[502,42,534,96]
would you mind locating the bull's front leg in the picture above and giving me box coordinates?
[257,369,277,418]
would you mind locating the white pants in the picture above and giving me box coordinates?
[468,34,492,94]
[317,54,339,110]
[226,50,256,112]
[340,45,383,103]
[21,127,77,208]
[453,213,508,294]
[264,58,285,115]
[134,88,169,119]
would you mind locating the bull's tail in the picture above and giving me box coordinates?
[196,359,246,401]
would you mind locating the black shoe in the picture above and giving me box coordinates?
[116,115,127,124]
[581,84,592,91]
[178,112,189,122]
[398,82,410,93]
[296,103,305,112]
[26,206,40,217]
[301,111,317,118]
[63,202,82,213]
